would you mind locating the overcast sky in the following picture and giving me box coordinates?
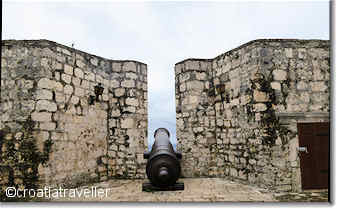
[2,1,330,148]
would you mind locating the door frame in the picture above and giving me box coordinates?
[276,112,329,192]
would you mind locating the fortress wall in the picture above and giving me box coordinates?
[0,40,147,195]
[175,39,330,191]
[175,59,215,177]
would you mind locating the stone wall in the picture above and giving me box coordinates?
[175,39,330,191]
[0,40,147,198]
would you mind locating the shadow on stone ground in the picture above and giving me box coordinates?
[273,190,329,202]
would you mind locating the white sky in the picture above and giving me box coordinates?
[2,0,330,148]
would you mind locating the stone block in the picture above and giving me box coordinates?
[179,83,186,92]
[54,81,64,92]
[64,64,73,75]
[40,122,56,130]
[285,48,293,58]
[36,100,57,112]
[81,80,90,89]
[273,70,287,81]
[74,68,84,78]
[112,62,122,72]
[270,82,281,91]
[76,59,86,68]
[74,87,85,97]
[253,90,269,102]
[61,73,72,84]
[114,88,125,97]
[1,58,7,68]
[185,60,199,70]
[298,48,306,59]
[57,47,71,56]
[41,58,49,68]
[96,75,103,83]
[55,92,65,103]
[313,69,324,80]
[38,78,54,89]
[125,98,139,106]
[310,81,328,92]
[180,73,190,82]
[71,95,80,104]
[85,72,95,81]
[55,72,61,80]
[196,72,207,80]
[230,168,237,177]
[123,62,137,72]
[275,185,292,192]
[121,118,134,128]
[72,77,81,86]
[121,80,135,88]
[31,112,52,122]
[186,80,204,91]
[253,103,267,112]
[248,159,256,165]
[102,94,108,101]
[110,109,121,117]
[126,72,138,80]
[36,89,53,100]
[64,85,73,95]
[296,81,308,90]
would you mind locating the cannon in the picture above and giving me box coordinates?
[142,128,184,191]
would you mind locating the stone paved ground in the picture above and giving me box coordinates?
[47,178,329,202]
[50,178,274,202]
[273,190,329,202]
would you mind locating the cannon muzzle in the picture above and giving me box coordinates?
[142,128,184,191]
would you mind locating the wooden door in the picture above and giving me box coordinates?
[298,122,329,190]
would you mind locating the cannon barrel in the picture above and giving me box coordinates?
[143,128,182,188]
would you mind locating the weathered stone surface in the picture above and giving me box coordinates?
[31,111,52,121]
[74,87,85,96]
[271,82,281,90]
[186,80,204,91]
[36,89,53,100]
[62,73,72,84]
[310,81,328,92]
[38,78,54,89]
[175,39,330,193]
[121,118,134,128]
[64,64,73,75]
[64,85,73,95]
[74,68,84,78]
[123,62,137,72]
[1,40,148,194]
[121,80,135,88]
[253,90,269,102]
[114,88,125,97]
[40,122,56,130]
[285,48,293,58]
[51,178,277,202]
[125,98,139,106]
[273,70,287,81]
[85,72,95,81]
[76,59,86,68]
[36,100,57,112]
[185,60,200,70]
[253,103,267,112]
